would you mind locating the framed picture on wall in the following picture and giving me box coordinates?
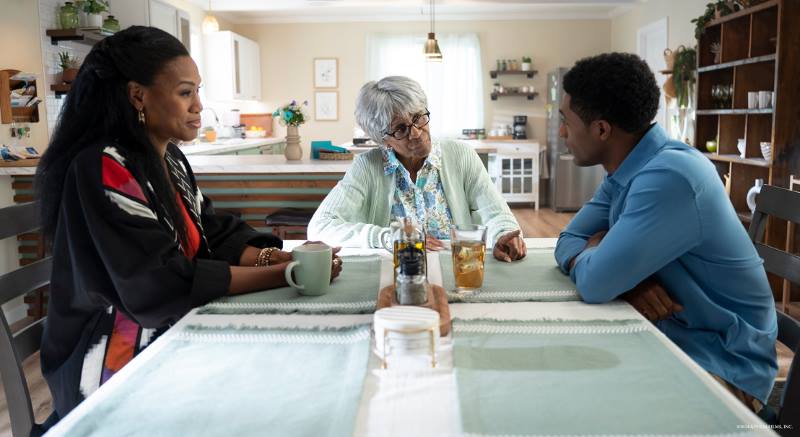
[314,58,338,88]
[315,91,338,121]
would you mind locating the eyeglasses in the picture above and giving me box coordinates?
[384,110,430,140]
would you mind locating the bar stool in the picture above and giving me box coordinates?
[264,208,315,240]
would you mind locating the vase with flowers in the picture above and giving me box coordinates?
[273,100,308,160]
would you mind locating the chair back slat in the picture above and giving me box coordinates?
[0,202,39,240]
[13,318,45,364]
[0,258,52,306]
[748,185,800,243]
[755,244,800,286]
[0,312,35,437]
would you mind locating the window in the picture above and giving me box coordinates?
[366,33,484,138]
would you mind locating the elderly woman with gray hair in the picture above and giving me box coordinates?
[308,76,526,261]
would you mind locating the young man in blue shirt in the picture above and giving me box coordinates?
[554,52,777,413]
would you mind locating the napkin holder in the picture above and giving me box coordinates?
[376,283,451,337]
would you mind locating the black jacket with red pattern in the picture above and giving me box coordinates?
[40,143,281,417]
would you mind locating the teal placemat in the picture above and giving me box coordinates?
[198,255,382,314]
[440,249,579,302]
[452,319,751,436]
[59,324,372,437]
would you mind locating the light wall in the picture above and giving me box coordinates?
[233,19,611,155]
[611,0,705,53]
[0,0,49,149]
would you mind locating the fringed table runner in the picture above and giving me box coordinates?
[439,249,579,302]
[58,324,372,437]
[452,318,753,436]
[199,255,384,315]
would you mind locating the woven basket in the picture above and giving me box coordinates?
[319,151,354,160]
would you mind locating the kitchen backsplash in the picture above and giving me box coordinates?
[38,0,92,134]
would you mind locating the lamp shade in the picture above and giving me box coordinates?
[202,15,219,33]
[423,33,442,58]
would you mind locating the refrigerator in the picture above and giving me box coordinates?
[546,68,606,212]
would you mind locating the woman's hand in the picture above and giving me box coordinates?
[493,230,527,262]
[269,250,292,265]
[426,234,447,251]
[330,246,342,282]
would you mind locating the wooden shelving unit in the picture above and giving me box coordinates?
[0,69,39,124]
[694,0,800,303]
[490,91,539,101]
[489,70,537,79]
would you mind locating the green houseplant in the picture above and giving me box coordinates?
[80,0,109,28]
[691,1,740,39]
[672,46,697,108]
[58,52,80,83]
[521,56,532,71]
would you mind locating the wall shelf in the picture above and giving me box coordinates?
[46,28,110,46]
[696,108,773,115]
[697,53,776,73]
[489,70,537,79]
[50,84,71,98]
[703,153,771,167]
[490,92,538,101]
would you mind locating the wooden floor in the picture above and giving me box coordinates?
[0,207,794,434]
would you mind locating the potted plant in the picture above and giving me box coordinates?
[671,46,696,108]
[521,56,532,71]
[273,100,308,160]
[81,0,109,28]
[691,1,740,40]
[59,52,81,84]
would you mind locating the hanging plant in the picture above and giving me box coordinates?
[672,46,697,108]
[691,1,741,40]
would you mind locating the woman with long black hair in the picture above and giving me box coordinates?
[35,26,342,418]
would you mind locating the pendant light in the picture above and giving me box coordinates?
[202,0,219,34]
[423,0,442,62]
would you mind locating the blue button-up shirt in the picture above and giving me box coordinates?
[555,124,777,402]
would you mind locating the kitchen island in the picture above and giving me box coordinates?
[0,155,348,233]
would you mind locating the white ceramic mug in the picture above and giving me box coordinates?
[747,92,759,109]
[758,91,772,109]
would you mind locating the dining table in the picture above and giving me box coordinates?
[44,238,776,436]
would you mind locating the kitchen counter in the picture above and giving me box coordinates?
[186,155,352,174]
[178,137,285,155]
[340,139,540,155]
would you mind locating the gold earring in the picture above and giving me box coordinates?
[138,109,145,125]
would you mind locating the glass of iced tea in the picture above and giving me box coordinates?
[450,224,487,292]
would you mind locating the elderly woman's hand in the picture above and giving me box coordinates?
[493,230,526,262]
[426,234,447,251]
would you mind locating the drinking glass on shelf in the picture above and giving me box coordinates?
[711,85,721,108]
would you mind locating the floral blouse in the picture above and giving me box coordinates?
[383,142,454,239]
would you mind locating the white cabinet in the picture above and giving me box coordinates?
[149,0,178,37]
[204,31,261,101]
[488,143,540,209]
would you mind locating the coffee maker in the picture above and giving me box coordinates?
[513,115,527,140]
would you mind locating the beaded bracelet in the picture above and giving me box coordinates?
[255,247,278,267]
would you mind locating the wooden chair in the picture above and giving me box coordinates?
[0,202,54,437]
[747,185,800,432]
[264,208,314,240]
